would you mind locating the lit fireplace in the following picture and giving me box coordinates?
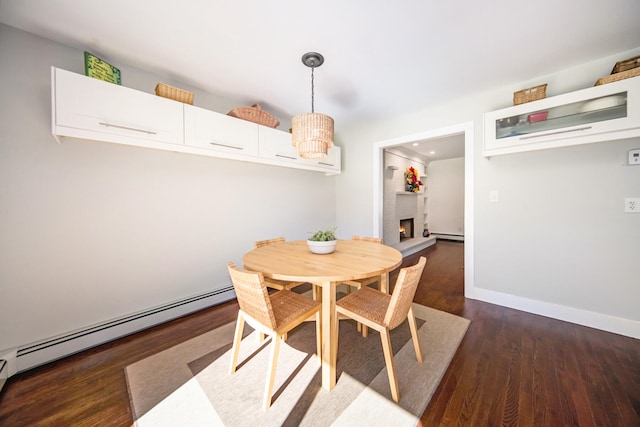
[399,218,414,242]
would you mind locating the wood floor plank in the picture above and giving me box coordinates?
[1,241,639,426]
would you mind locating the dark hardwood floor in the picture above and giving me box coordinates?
[1,241,638,426]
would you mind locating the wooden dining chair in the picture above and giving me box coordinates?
[342,236,384,293]
[227,262,321,410]
[334,256,427,403]
[254,237,306,291]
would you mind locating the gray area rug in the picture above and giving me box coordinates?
[126,303,470,427]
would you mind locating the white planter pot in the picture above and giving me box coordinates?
[307,240,337,254]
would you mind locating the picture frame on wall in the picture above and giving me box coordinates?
[84,51,121,85]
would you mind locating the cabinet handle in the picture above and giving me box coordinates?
[210,142,244,150]
[519,126,592,140]
[318,162,334,166]
[98,122,157,135]
[276,154,297,160]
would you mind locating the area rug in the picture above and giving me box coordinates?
[125,303,470,427]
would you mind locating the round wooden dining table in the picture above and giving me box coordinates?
[242,239,403,391]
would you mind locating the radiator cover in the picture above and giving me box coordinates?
[14,287,235,373]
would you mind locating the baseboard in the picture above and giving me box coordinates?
[431,233,464,242]
[473,287,640,339]
[12,286,236,374]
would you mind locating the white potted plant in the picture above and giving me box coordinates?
[307,227,338,254]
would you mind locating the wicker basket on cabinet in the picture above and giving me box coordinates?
[155,83,194,104]
[513,84,547,105]
[611,55,640,74]
[227,104,279,128]
[595,56,640,86]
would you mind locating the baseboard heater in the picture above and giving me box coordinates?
[0,359,7,394]
[14,286,236,374]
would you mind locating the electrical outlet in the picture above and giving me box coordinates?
[625,198,640,213]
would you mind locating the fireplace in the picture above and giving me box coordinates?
[399,218,414,242]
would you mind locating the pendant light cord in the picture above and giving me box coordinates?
[311,66,315,113]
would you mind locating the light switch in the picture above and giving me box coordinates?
[629,149,640,165]
[490,190,499,202]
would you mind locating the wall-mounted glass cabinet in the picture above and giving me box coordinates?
[484,76,640,157]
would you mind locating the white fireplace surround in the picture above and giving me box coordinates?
[382,150,426,246]
[397,193,419,220]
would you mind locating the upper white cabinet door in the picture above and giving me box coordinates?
[300,146,341,174]
[484,76,640,157]
[258,126,301,162]
[53,67,184,146]
[184,105,259,157]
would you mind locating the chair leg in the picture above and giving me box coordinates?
[333,306,340,367]
[315,310,322,363]
[261,331,287,342]
[407,307,423,363]
[229,313,245,374]
[263,333,281,410]
[380,329,400,402]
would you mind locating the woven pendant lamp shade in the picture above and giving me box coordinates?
[291,112,334,158]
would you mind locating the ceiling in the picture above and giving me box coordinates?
[1,0,639,161]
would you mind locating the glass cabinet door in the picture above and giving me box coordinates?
[494,92,627,140]
[484,76,640,157]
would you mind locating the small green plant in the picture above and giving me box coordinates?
[308,227,337,242]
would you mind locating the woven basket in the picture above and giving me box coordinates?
[611,55,640,74]
[155,83,194,104]
[513,84,547,105]
[227,104,279,128]
[595,67,640,86]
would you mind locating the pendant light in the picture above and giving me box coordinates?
[292,52,334,158]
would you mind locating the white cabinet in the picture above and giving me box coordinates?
[484,76,640,157]
[52,67,183,148]
[184,104,259,158]
[51,67,340,174]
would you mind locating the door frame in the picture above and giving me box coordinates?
[372,121,475,298]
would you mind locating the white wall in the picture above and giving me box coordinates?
[336,47,640,338]
[427,157,464,235]
[0,24,337,352]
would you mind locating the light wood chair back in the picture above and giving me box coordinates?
[227,262,321,410]
[351,235,383,244]
[385,257,425,329]
[228,263,276,329]
[335,256,427,403]
[254,237,285,248]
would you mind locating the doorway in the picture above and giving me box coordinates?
[372,121,475,298]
